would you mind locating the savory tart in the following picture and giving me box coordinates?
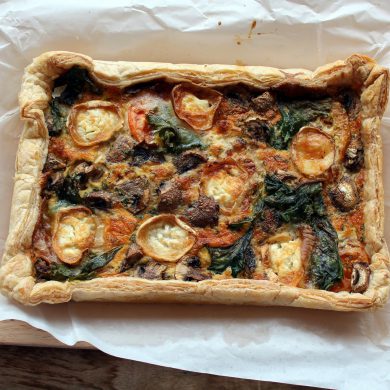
[0,51,389,310]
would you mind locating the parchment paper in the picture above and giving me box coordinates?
[1,1,390,389]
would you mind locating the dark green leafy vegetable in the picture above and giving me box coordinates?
[55,66,101,105]
[268,99,332,150]
[48,98,67,136]
[208,228,254,277]
[229,198,264,229]
[262,175,343,290]
[55,172,86,204]
[147,104,204,153]
[310,219,344,290]
[46,246,122,282]
[263,175,327,224]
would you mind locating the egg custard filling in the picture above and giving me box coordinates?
[33,66,371,294]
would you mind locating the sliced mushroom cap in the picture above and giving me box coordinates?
[136,214,196,262]
[240,116,268,141]
[344,135,364,172]
[172,84,222,130]
[187,195,220,227]
[175,256,211,281]
[173,151,207,174]
[120,243,144,273]
[252,91,276,113]
[52,206,96,265]
[291,127,335,177]
[329,176,359,212]
[84,190,114,209]
[106,134,135,163]
[116,176,150,214]
[136,259,167,280]
[68,100,123,146]
[351,262,370,293]
[157,182,183,212]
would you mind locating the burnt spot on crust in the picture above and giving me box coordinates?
[116,176,150,213]
[173,151,207,174]
[106,134,135,163]
[157,182,183,212]
[187,195,219,227]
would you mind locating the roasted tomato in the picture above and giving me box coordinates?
[128,105,154,144]
[172,83,222,130]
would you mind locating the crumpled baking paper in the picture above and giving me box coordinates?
[1,1,390,389]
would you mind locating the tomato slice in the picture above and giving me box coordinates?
[128,106,154,144]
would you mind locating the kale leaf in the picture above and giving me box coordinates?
[268,99,332,150]
[147,104,204,153]
[48,98,68,136]
[55,66,101,105]
[208,228,254,277]
[47,246,122,282]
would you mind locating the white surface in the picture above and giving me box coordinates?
[1,1,390,388]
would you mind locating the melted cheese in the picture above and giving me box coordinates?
[269,239,303,286]
[69,101,123,147]
[76,108,120,144]
[291,127,335,177]
[181,94,211,113]
[136,215,196,262]
[53,208,96,264]
[204,166,243,210]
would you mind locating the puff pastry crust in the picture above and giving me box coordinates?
[0,51,389,310]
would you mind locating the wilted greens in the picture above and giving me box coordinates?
[48,98,68,136]
[213,175,343,289]
[55,66,101,105]
[267,99,332,150]
[37,246,122,282]
[208,228,254,277]
[148,104,204,153]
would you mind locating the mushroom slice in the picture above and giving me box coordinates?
[291,127,335,177]
[52,206,96,265]
[175,256,211,281]
[68,100,123,146]
[172,84,222,130]
[329,176,359,212]
[351,262,370,293]
[201,160,248,215]
[136,214,196,262]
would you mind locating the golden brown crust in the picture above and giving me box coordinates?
[1,51,389,309]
